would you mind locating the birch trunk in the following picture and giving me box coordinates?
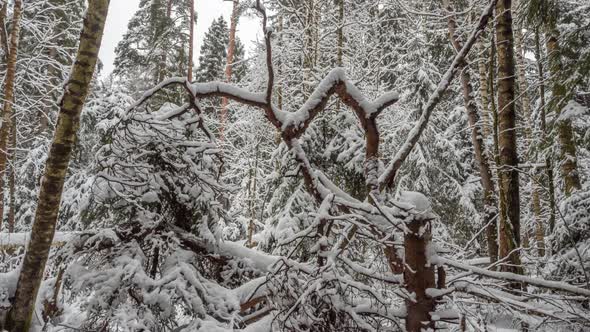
[0,0,22,233]
[6,1,110,329]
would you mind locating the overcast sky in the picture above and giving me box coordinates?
[98,0,260,77]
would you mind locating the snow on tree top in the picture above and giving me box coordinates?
[398,191,432,213]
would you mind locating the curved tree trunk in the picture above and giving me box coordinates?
[495,0,522,276]
[6,1,110,330]
[444,0,498,263]
[0,0,22,233]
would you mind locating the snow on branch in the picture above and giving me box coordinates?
[280,68,399,139]
[436,256,590,297]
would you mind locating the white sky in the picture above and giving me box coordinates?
[99,0,261,77]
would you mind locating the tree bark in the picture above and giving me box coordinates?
[0,0,22,233]
[6,1,110,330]
[495,0,522,276]
[444,0,498,263]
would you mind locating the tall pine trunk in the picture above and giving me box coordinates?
[6,1,110,329]
[444,0,498,263]
[220,0,239,140]
[0,0,22,233]
[495,0,522,275]
[187,0,194,81]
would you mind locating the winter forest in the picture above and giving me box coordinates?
[0,0,589,331]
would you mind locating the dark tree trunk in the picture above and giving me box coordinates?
[404,217,435,331]
[495,0,522,276]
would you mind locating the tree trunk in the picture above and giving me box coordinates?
[220,0,239,140]
[0,0,22,234]
[444,0,498,263]
[544,13,581,196]
[495,0,522,276]
[187,0,194,81]
[404,217,435,331]
[6,1,110,330]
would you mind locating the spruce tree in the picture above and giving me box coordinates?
[196,16,229,82]
[195,16,246,83]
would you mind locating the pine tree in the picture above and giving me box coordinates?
[113,0,194,86]
[194,16,246,83]
[195,16,229,82]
